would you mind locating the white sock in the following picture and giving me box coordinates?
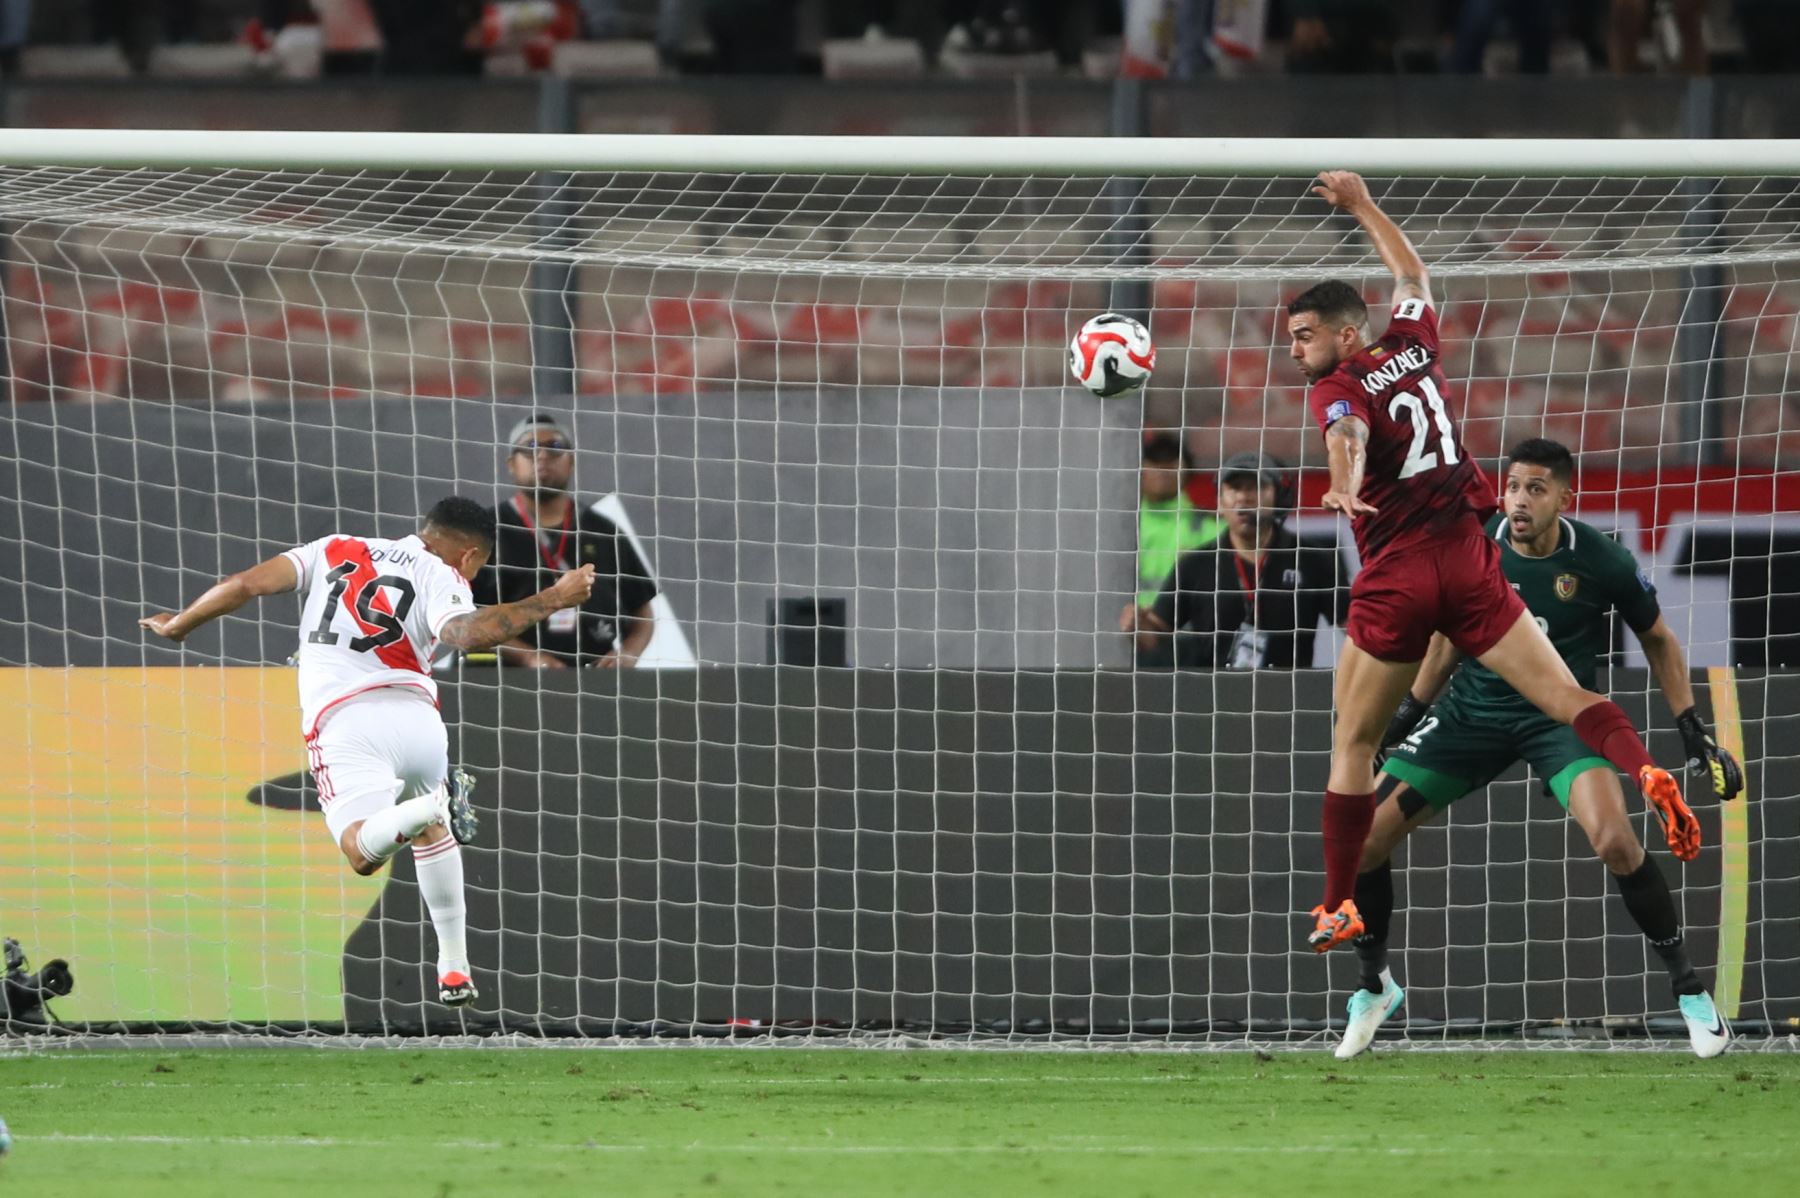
[413,837,469,976]
[353,791,442,864]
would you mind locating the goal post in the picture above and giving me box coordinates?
[3,128,1800,174]
[0,131,1793,1041]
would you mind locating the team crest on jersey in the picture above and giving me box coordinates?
[1555,573,1579,600]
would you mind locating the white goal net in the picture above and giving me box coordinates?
[0,132,1792,1041]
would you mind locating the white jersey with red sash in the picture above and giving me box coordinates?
[282,533,473,737]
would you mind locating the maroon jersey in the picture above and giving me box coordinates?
[1306,299,1495,566]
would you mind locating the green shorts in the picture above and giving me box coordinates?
[1379,703,1613,810]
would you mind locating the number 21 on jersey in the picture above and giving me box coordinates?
[1388,376,1459,480]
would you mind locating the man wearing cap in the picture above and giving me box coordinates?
[473,414,660,668]
[1124,452,1351,669]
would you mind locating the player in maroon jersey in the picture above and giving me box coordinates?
[1290,170,1695,953]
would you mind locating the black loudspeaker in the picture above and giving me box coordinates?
[766,596,849,666]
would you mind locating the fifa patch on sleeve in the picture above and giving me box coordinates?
[1325,399,1353,425]
[1637,567,1654,591]
[1394,298,1427,321]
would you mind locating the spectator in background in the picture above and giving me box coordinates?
[1286,0,1397,73]
[367,0,484,74]
[1124,452,1350,669]
[581,0,690,45]
[701,0,799,72]
[92,0,194,73]
[0,0,29,78]
[1119,432,1222,668]
[1735,0,1800,72]
[474,415,660,668]
[1449,0,1552,73]
[1609,0,1705,73]
[827,0,949,63]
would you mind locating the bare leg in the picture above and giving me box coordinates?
[1674,0,1706,75]
[1471,611,1603,723]
[1329,638,1423,794]
[1565,767,1645,876]
[1608,0,1647,72]
[1567,767,1701,995]
[1358,785,1438,872]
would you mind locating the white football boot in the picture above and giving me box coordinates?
[1678,991,1730,1059]
[1335,971,1404,1060]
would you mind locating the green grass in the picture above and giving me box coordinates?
[1,1047,1794,1197]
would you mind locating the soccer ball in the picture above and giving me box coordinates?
[1069,313,1155,398]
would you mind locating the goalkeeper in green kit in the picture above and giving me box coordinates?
[1336,438,1745,1060]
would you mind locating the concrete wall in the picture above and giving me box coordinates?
[1,394,1140,670]
[343,667,1796,1035]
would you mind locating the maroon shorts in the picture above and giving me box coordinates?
[1346,534,1526,662]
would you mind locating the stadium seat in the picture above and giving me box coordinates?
[1081,39,1121,80]
[821,37,925,80]
[150,43,261,79]
[938,49,1060,79]
[20,45,133,79]
[551,39,662,79]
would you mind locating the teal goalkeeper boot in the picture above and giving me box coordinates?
[1334,975,1404,1060]
[1678,991,1730,1059]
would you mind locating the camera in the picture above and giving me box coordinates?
[3,937,73,1026]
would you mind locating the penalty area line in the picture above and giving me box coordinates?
[25,1132,1531,1157]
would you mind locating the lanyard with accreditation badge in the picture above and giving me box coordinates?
[511,493,580,634]
[1228,550,1269,669]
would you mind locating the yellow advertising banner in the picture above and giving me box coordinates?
[0,667,385,1023]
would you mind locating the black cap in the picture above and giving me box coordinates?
[1219,451,1286,489]
[1216,446,1288,507]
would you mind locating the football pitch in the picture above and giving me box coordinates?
[2,1047,1795,1196]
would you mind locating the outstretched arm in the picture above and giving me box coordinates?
[1321,415,1378,518]
[438,565,595,654]
[1637,614,1744,800]
[1313,170,1432,309]
[139,554,298,643]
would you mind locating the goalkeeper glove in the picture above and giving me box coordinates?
[1676,706,1744,802]
[1376,693,1431,768]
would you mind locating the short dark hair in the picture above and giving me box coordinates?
[1286,280,1369,329]
[1142,430,1193,470]
[1506,437,1575,483]
[424,496,496,550]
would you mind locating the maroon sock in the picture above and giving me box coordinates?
[1321,790,1377,909]
[1572,700,1654,780]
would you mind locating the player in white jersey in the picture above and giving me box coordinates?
[139,497,594,1006]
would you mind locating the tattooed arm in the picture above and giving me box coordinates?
[437,564,595,653]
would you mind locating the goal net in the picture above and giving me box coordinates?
[0,132,1792,1041]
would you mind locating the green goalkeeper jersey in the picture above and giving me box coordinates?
[1440,515,1662,720]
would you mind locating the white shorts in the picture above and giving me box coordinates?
[304,687,449,843]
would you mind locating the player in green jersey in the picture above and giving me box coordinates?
[1334,438,1745,1060]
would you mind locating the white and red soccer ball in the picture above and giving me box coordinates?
[1069,313,1155,397]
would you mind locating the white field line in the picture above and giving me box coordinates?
[28,1132,1749,1158]
[12,1070,1727,1090]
